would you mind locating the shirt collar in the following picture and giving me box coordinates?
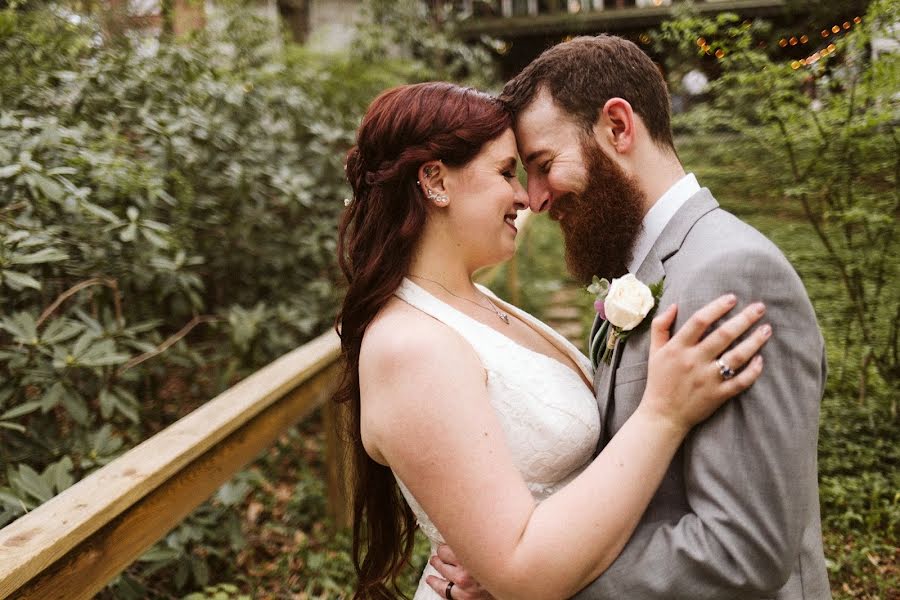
[627,173,700,273]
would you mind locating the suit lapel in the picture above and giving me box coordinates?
[594,189,720,446]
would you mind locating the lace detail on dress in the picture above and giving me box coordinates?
[391,278,600,599]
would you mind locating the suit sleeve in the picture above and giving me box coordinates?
[577,247,826,599]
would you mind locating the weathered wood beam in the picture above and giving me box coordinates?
[0,330,342,599]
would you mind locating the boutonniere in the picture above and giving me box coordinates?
[588,274,665,365]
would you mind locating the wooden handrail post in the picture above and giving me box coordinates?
[323,398,353,530]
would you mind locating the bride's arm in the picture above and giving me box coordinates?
[360,295,768,600]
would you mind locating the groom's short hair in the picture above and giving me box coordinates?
[501,35,675,151]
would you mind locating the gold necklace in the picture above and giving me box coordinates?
[407,274,511,325]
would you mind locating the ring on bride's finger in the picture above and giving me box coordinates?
[445,581,455,599]
[716,357,736,380]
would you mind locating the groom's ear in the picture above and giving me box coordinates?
[595,98,636,155]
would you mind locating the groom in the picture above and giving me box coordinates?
[429,36,831,599]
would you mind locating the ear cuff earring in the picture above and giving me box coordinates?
[426,188,449,204]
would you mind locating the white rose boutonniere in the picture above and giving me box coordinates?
[588,273,665,365]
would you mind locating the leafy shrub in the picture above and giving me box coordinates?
[1,0,504,594]
[0,4,412,591]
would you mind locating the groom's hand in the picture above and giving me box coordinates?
[425,544,494,599]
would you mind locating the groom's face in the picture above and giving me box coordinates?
[515,91,645,282]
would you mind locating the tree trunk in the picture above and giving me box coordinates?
[276,0,311,44]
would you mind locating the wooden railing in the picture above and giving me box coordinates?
[0,210,535,599]
[0,331,344,599]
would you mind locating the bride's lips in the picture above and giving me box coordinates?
[504,212,519,233]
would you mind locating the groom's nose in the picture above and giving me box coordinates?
[527,179,551,213]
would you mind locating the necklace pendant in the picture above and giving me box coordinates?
[498,311,510,325]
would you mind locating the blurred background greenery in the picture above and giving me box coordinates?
[0,0,896,598]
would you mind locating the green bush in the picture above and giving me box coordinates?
[1,0,503,593]
[657,0,899,410]
[0,5,414,593]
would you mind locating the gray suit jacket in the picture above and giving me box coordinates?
[575,190,831,599]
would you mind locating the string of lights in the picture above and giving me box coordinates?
[781,16,863,70]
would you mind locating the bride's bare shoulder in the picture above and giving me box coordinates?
[361,297,464,369]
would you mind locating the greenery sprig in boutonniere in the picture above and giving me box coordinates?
[588,274,665,365]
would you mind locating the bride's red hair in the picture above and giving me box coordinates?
[335,82,510,598]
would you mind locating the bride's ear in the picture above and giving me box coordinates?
[417,160,450,206]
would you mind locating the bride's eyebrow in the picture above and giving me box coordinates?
[498,157,517,171]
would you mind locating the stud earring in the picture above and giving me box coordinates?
[426,188,449,204]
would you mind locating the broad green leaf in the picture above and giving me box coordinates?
[15,464,53,503]
[10,247,69,265]
[0,164,21,178]
[99,388,116,419]
[27,172,65,202]
[80,200,120,224]
[119,222,137,242]
[0,421,26,433]
[0,400,42,420]
[2,270,41,291]
[61,393,90,425]
[40,382,66,413]
[44,457,74,493]
[4,230,29,244]
[41,319,84,345]
[0,488,27,510]
[116,396,140,424]
[139,546,181,563]
[190,555,209,587]
[142,227,169,249]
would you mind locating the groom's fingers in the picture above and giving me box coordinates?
[425,575,454,598]
[428,551,492,599]
[425,574,492,600]
[436,543,459,565]
[430,554,480,591]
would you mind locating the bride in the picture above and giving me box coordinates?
[335,82,769,600]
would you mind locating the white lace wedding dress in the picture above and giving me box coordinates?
[393,278,601,599]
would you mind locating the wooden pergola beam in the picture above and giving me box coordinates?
[460,0,788,38]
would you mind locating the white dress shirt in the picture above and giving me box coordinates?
[627,173,701,273]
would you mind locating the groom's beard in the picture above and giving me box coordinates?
[555,139,646,284]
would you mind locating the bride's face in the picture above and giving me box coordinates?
[442,129,528,268]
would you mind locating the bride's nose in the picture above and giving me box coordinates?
[513,179,529,207]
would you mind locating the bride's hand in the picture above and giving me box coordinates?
[640,294,771,434]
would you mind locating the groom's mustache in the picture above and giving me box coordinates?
[548,192,578,223]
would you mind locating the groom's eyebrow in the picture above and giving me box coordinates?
[524,149,548,167]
